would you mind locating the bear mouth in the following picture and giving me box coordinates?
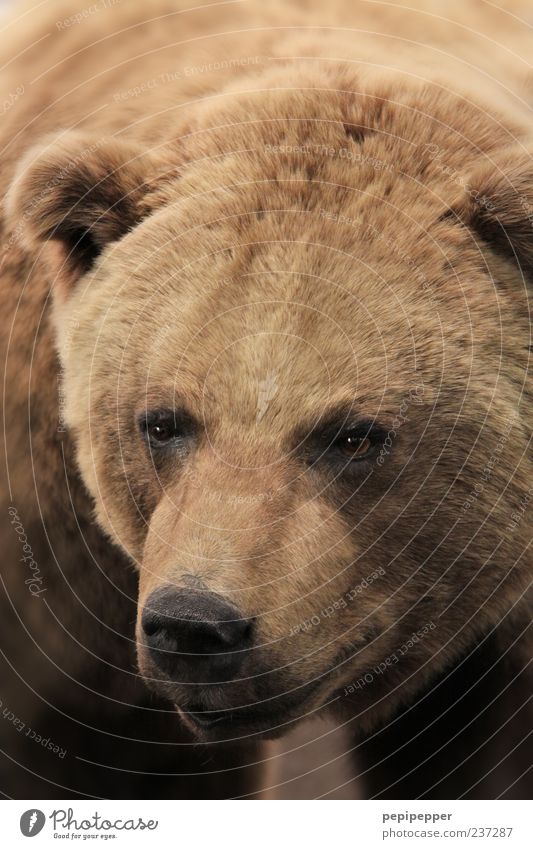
[176,677,327,740]
[180,703,301,739]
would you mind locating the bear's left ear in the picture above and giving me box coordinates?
[442,146,533,283]
[5,132,171,299]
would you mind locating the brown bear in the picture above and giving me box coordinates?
[1,0,532,799]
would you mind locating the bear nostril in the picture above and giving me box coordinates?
[141,610,166,639]
[242,619,253,644]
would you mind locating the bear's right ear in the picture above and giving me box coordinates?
[440,145,533,285]
[5,132,170,299]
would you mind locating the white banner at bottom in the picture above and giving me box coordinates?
[1,800,530,848]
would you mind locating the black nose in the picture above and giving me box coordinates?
[141,586,253,683]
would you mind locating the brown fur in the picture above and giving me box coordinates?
[1,0,532,798]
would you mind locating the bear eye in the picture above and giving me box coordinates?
[334,432,373,460]
[147,421,175,444]
[138,409,187,449]
[309,416,385,468]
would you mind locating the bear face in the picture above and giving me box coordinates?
[7,80,533,740]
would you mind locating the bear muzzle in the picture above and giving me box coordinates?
[136,584,325,738]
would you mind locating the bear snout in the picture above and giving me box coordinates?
[139,585,254,686]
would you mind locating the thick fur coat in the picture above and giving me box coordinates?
[1,0,532,798]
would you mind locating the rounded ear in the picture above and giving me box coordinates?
[443,145,533,283]
[5,132,169,299]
